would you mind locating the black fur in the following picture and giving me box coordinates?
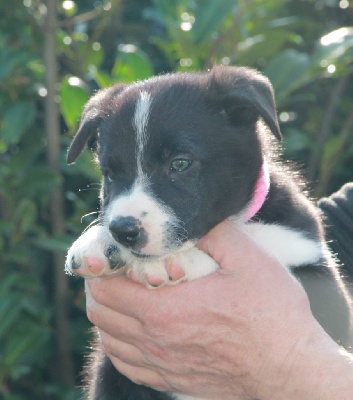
[84,332,172,400]
[69,68,286,244]
[67,66,351,400]
[257,167,323,240]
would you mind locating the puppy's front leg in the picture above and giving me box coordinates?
[66,226,219,286]
[169,247,220,282]
[66,225,126,278]
[129,247,219,289]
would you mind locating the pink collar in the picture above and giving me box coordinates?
[245,159,270,221]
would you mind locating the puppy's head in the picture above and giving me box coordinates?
[67,66,281,259]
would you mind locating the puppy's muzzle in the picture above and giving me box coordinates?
[109,216,142,248]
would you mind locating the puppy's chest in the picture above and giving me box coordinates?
[241,222,323,269]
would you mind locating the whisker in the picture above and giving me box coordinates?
[78,187,100,192]
[78,183,102,192]
[82,217,103,234]
[81,211,101,221]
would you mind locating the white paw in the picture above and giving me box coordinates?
[129,247,219,289]
[66,225,126,278]
[66,226,219,286]
[172,247,219,281]
[128,260,171,288]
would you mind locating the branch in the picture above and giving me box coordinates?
[43,0,75,386]
[59,8,101,27]
[307,75,349,182]
[315,110,353,197]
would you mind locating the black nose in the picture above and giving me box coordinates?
[109,217,141,247]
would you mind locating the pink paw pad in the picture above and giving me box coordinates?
[145,274,165,287]
[127,270,143,284]
[84,257,106,276]
[166,263,185,282]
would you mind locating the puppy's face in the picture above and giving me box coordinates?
[67,67,281,259]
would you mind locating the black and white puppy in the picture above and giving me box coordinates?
[66,66,352,400]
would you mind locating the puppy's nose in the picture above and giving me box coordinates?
[109,217,141,248]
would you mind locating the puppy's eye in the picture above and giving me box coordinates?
[170,159,192,172]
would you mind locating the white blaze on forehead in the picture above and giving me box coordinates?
[133,90,152,180]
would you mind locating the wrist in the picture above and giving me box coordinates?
[269,323,353,400]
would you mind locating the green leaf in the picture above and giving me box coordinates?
[0,49,32,80]
[321,134,347,166]
[78,40,104,72]
[94,70,115,88]
[18,166,61,199]
[151,0,180,31]
[237,30,296,65]
[112,45,154,83]
[151,0,179,21]
[1,102,36,147]
[61,149,102,181]
[0,295,23,338]
[33,234,75,253]
[0,273,25,293]
[264,49,311,104]
[192,0,238,44]
[4,320,51,367]
[60,76,90,131]
[13,199,37,234]
[312,27,353,69]
[282,128,311,154]
[3,128,43,173]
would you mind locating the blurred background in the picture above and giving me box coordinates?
[0,0,352,398]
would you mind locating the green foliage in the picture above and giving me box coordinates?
[1,0,353,398]
[191,0,238,44]
[112,45,154,83]
[1,102,36,151]
[264,28,353,104]
[60,77,90,131]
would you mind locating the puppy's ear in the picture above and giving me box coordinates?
[209,66,282,140]
[66,84,127,164]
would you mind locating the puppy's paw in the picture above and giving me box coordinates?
[66,225,126,278]
[127,260,169,288]
[127,259,187,288]
[128,247,219,289]
[168,247,219,282]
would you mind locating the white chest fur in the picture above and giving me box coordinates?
[242,222,323,269]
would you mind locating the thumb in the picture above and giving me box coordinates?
[197,220,279,274]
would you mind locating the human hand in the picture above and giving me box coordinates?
[85,220,353,400]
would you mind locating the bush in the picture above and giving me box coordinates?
[1,0,352,398]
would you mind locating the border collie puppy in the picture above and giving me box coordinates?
[65,66,352,400]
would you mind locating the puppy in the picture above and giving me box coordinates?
[66,66,352,400]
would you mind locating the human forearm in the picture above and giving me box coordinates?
[273,333,353,400]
